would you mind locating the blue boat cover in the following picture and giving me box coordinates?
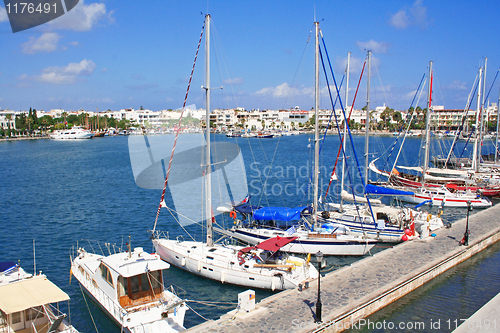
[234,204,262,214]
[365,184,414,196]
[0,262,16,273]
[253,206,308,221]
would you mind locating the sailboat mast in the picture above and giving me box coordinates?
[340,52,350,211]
[364,50,371,182]
[478,58,487,163]
[472,67,483,172]
[313,21,320,225]
[204,14,213,246]
[422,61,433,183]
[496,82,500,163]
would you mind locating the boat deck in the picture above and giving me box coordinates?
[186,203,500,333]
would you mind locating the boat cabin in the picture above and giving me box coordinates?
[94,247,170,309]
[0,275,74,333]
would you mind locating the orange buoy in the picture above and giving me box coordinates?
[229,211,237,219]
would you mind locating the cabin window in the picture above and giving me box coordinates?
[25,306,43,321]
[118,270,164,308]
[130,275,140,294]
[100,264,113,287]
[11,311,21,324]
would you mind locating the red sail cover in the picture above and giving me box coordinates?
[255,236,298,251]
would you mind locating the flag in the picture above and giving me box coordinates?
[330,170,338,181]
[286,225,297,235]
[239,195,251,205]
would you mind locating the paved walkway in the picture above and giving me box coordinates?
[186,204,500,333]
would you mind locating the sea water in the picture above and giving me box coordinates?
[0,133,493,331]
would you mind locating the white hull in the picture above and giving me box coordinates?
[395,188,492,208]
[71,248,187,333]
[52,127,94,140]
[153,238,318,291]
[218,227,376,255]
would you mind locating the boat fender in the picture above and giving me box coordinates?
[221,271,225,283]
[230,211,237,219]
[306,253,311,264]
[181,257,186,266]
[197,260,202,272]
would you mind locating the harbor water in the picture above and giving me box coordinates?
[0,133,496,331]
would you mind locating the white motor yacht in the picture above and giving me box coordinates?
[70,245,187,333]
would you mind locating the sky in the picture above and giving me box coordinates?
[1,0,500,113]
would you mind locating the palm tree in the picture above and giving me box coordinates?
[261,120,265,130]
[5,114,12,136]
[26,117,33,136]
[61,112,68,128]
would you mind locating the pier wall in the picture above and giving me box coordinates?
[317,224,500,332]
[186,203,500,333]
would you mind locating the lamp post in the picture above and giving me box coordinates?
[460,200,472,246]
[315,251,324,323]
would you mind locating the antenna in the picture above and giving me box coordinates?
[33,239,36,275]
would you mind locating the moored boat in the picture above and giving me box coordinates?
[70,244,187,333]
[0,262,79,333]
[51,126,94,140]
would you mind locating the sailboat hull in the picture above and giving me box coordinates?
[219,227,377,255]
[153,238,318,291]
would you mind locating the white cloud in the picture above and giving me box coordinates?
[256,82,314,99]
[35,59,96,84]
[390,10,409,29]
[18,74,28,80]
[21,32,62,54]
[47,1,108,31]
[448,80,467,90]
[390,0,428,29]
[69,41,80,47]
[356,40,390,54]
[223,77,244,85]
[0,6,7,22]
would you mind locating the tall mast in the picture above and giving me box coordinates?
[340,52,350,211]
[478,58,487,164]
[422,61,433,183]
[313,21,320,225]
[472,67,483,172]
[364,51,371,183]
[204,14,213,246]
[496,82,500,163]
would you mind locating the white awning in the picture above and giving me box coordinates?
[0,277,69,314]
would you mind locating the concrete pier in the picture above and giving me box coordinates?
[453,291,500,333]
[186,203,500,333]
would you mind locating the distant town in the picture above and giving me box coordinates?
[0,103,499,137]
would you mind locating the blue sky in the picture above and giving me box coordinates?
[1,0,499,112]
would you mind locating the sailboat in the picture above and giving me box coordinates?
[217,22,377,255]
[370,62,491,208]
[318,54,444,241]
[152,14,317,291]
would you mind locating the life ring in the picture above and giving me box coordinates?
[230,211,237,219]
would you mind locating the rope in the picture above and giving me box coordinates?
[79,283,100,333]
[153,19,206,232]
[324,59,366,198]
[186,303,211,321]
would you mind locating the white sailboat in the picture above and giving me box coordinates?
[320,55,445,241]
[152,14,318,291]
[382,62,491,208]
[0,262,79,333]
[70,242,187,333]
[219,26,377,255]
